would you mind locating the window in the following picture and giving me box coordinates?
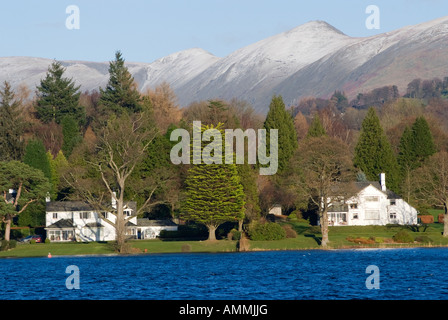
[350,203,358,209]
[365,210,380,220]
[353,213,358,219]
[80,212,90,219]
[390,212,397,220]
[365,196,379,202]
[124,209,132,217]
[390,200,396,206]
[53,212,58,219]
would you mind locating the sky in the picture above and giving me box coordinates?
[0,0,447,63]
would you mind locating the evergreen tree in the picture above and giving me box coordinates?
[36,61,84,124]
[23,139,52,182]
[354,107,400,191]
[307,113,326,138]
[182,123,245,240]
[100,51,142,115]
[61,116,82,157]
[411,116,436,165]
[0,81,25,161]
[263,95,298,173]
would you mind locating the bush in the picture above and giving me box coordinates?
[181,244,192,253]
[227,229,241,241]
[45,238,51,244]
[415,235,433,244]
[248,221,286,241]
[0,240,17,251]
[282,224,297,238]
[392,230,414,243]
[30,239,36,244]
[304,226,322,235]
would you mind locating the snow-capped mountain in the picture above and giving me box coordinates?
[1,16,448,113]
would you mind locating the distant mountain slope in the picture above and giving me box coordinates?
[0,16,447,113]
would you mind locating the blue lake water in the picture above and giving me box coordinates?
[1,248,448,300]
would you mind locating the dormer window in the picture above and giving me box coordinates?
[390,200,396,206]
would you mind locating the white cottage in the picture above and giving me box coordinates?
[45,200,177,242]
[327,173,418,226]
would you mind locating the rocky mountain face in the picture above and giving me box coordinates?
[1,16,448,113]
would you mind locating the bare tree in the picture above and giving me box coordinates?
[65,112,158,252]
[413,151,448,237]
[288,136,356,247]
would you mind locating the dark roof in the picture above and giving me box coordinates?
[137,219,178,227]
[46,201,138,212]
[84,222,104,228]
[45,219,75,229]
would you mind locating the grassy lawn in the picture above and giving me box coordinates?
[2,220,448,258]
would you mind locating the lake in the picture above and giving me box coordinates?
[1,248,448,300]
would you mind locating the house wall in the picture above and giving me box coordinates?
[346,185,388,226]
[46,210,137,242]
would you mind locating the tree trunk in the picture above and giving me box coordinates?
[238,220,243,232]
[320,210,329,248]
[4,215,11,242]
[444,204,448,238]
[207,225,217,241]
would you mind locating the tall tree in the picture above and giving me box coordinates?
[23,139,52,182]
[35,61,84,124]
[182,123,245,240]
[289,136,355,247]
[65,112,157,252]
[354,107,400,192]
[411,116,436,165]
[61,116,82,158]
[263,95,298,173]
[100,51,142,115]
[0,81,25,161]
[0,161,51,242]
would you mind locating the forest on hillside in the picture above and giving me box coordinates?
[1,51,448,246]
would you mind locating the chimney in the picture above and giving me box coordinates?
[112,191,117,209]
[380,173,386,192]
[46,192,51,203]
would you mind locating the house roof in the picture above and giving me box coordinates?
[355,181,402,200]
[45,219,75,229]
[46,200,137,212]
[125,219,178,227]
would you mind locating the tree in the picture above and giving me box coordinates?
[0,81,25,161]
[182,123,245,240]
[413,152,448,237]
[0,161,51,241]
[61,116,82,157]
[65,112,157,252]
[289,136,355,247]
[99,51,142,115]
[23,139,52,182]
[47,150,69,200]
[307,113,326,138]
[411,116,436,165]
[35,61,84,124]
[263,95,298,173]
[354,107,400,192]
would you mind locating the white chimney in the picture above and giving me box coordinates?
[112,191,117,209]
[380,173,386,192]
[46,192,51,203]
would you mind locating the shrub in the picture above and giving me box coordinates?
[392,230,414,243]
[415,235,433,244]
[30,239,36,244]
[304,226,322,235]
[282,224,297,238]
[181,244,192,253]
[248,221,286,241]
[227,229,241,241]
[0,240,17,251]
[45,238,51,244]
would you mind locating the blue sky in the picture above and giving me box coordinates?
[0,0,446,63]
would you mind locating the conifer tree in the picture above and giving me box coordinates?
[263,95,298,173]
[36,61,84,124]
[100,51,142,115]
[182,123,245,240]
[23,139,52,182]
[411,116,436,165]
[354,107,400,191]
[0,81,25,161]
[61,116,82,158]
[307,113,326,138]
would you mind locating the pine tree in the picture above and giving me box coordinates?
[354,107,400,191]
[263,95,298,173]
[307,113,326,138]
[0,81,25,161]
[61,116,82,157]
[182,123,245,240]
[100,51,142,115]
[36,61,84,124]
[23,139,52,182]
[411,116,436,165]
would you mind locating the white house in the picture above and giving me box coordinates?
[45,198,177,242]
[327,173,418,226]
